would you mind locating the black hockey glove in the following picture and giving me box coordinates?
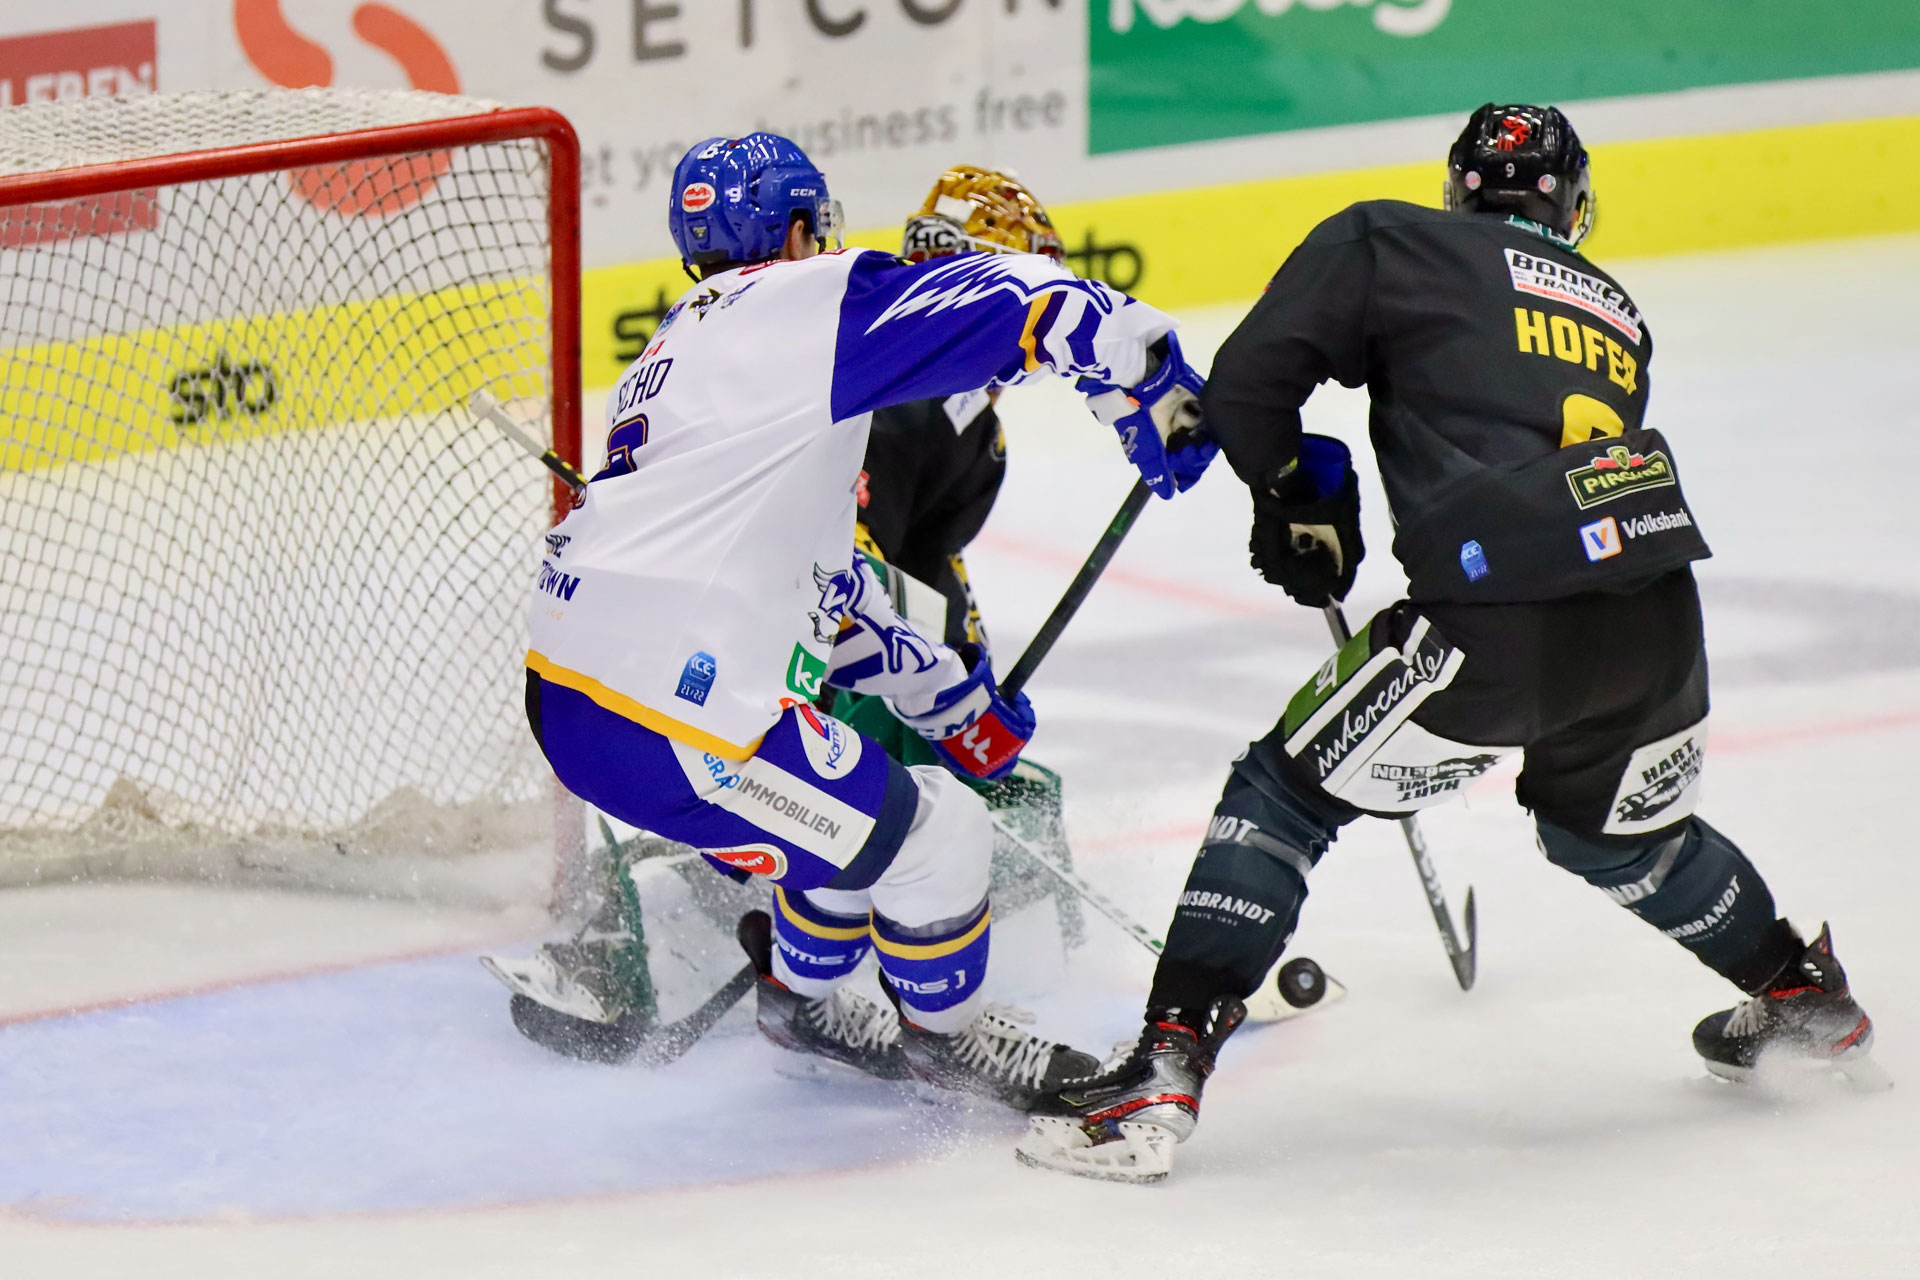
[1248,434,1363,606]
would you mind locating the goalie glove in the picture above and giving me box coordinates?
[1081,333,1217,499]
[1249,433,1364,606]
[891,643,1035,782]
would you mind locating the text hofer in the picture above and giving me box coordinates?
[1514,308,1639,394]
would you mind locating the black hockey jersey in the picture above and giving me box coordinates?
[856,389,1006,647]
[1204,200,1709,604]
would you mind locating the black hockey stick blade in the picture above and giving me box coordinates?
[1325,603,1480,992]
[1000,478,1152,700]
[505,962,755,1068]
[629,962,757,1068]
[1455,888,1478,990]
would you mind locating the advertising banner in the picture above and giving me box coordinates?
[1090,1,1920,154]
[7,2,1920,387]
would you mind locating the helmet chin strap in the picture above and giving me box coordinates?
[1567,191,1598,247]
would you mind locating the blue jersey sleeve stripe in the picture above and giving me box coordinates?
[829,251,1119,419]
[1064,299,1104,373]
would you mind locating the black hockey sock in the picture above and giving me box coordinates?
[1148,761,1348,1013]
[1536,816,1801,992]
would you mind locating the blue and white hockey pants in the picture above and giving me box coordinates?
[528,673,992,1032]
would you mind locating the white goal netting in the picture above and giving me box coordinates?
[0,89,574,903]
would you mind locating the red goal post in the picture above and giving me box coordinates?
[0,99,582,522]
[0,89,583,906]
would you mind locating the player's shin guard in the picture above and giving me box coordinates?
[771,887,874,999]
[873,900,990,1033]
[1536,816,1800,991]
[1147,763,1344,1014]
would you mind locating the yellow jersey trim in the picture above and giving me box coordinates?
[1017,295,1048,372]
[774,888,873,942]
[871,908,992,961]
[525,649,762,762]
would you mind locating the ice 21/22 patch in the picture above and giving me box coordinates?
[675,651,717,705]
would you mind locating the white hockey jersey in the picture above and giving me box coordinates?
[526,248,1177,759]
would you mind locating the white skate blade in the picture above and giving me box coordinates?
[478,952,613,1024]
[769,1053,902,1088]
[1015,1117,1175,1185]
[1244,971,1348,1025]
[1838,1055,1895,1092]
[1703,1049,1894,1093]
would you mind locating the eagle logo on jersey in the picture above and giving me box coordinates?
[862,253,1117,337]
[810,562,864,642]
[808,561,940,676]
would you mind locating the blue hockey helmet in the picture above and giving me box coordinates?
[667,134,841,276]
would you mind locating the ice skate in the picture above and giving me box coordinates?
[892,997,1101,1111]
[1015,995,1246,1183]
[737,910,910,1082]
[1693,924,1887,1090]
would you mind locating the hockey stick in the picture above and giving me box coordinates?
[471,390,587,490]
[992,816,1341,1020]
[1321,603,1478,991]
[612,485,1157,1057]
[999,479,1152,699]
[627,963,759,1067]
[991,491,1339,1018]
[497,960,757,1068]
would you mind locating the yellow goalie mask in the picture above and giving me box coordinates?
[902,166,1066,265]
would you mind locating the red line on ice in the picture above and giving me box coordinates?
[972,530,1280,619]
[0,931,537,1028]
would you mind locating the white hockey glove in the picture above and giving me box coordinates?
[1081,333,1217,499]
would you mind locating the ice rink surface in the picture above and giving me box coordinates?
[4,235,1919,1277]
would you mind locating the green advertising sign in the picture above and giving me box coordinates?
[1090,0,1920,154]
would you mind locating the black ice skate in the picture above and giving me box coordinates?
[1015,995,1247,1184]
[1692,924,1887,1089]
[737,911,910,1082]
[887,989,1100,1111]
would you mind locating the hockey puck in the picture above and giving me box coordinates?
[1276,957,1327,1009]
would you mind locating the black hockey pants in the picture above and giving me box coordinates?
[1149,570,1800,1014]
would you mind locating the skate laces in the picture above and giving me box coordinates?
[953,1004,1061,1088]
[1725,995,1773,1038]
[806,988,900,1052]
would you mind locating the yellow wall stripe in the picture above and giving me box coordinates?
[525,649,762,761]
[871,908,991,961]
[579,113,1920,385]
[2,276,547,473]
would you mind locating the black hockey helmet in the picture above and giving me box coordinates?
[1445,104,1595,246]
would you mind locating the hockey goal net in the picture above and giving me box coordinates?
[0,88,581,905]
